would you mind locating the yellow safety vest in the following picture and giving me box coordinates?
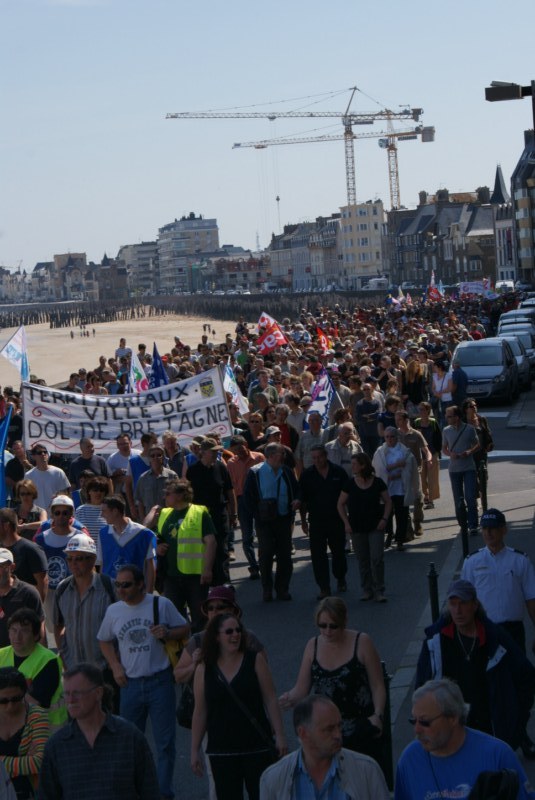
[158,504,207,575]
[0,644,67,726]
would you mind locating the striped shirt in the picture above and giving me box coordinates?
[53,573,116,670]
[74,504,106,547]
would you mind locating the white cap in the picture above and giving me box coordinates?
[0,549,14,565]
[50,495,74,509]
[64,534,97,556]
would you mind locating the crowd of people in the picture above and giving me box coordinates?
[0,289,533,799]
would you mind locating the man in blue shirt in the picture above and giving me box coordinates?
[395,678,535,800]
[260,695,388,799]
[243,443,299,603]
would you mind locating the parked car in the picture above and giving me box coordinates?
[496,335,532,390]
[497,326,535,374]
[515,280,534,291]
[451,338,519,404]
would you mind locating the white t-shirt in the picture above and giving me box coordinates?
[97,594,186,678]
[26,466,70,511]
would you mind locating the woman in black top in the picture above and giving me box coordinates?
[191,613,286,800]
[337,454,392,603]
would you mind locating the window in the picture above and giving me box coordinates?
[359,237,369,246]
[359,223,368,231]
[359,208,367,217]
[372,206,378,216]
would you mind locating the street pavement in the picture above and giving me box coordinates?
[167,387,535,798]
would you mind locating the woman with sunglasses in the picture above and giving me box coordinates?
[191,612,286,800]
[279,597,387,772]
[462,399,493,513]
[174,584,266,686]
[0,667,47,800]
[176,585,266,800]
[12,482,46,541]
[73,477,109,548]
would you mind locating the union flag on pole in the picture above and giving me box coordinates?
[316,327,332,352]
[258,310,277,330]
[256,323,288,355]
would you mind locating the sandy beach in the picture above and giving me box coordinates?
[0,313,236,387]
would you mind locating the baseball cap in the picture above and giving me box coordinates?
[480,508,506,528]
[50,495,74,510]
[200,437,223,452]
[201,585,241,616]
[265,426,281,436]
[446,579,477,602]
[65,534,97,556]
[0,549,14,565]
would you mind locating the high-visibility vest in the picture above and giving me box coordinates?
[0,644,67,726]
[158,504,207,575]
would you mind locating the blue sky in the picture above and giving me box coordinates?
[1,0,534,269]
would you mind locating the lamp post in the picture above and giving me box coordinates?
[485,80,535,129]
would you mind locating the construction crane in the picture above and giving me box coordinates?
[166,87,424,206]
[233,123,435,210]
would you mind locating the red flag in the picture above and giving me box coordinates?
[316,326,332,352]
[428,286,441,302]
[256,323,288,355]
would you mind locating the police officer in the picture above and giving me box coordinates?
[461,507,535,758]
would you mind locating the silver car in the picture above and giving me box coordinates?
[497,335,532,390]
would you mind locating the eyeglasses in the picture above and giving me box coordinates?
[222,627,242,635]
[33,451,48,456]
[408,713,444,727]
[0,695,25,705]
[64,686,99,699]
[66,555,93,562]
[114,580,134,589]
[53,510,72,517]
[318,623,339,630]
[206,603,231,612]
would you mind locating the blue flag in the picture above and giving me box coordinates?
[150,342,169,389]
[0,406,13,507]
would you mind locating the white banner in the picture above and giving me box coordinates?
[22,367,231,455]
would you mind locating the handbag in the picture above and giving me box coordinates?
[175,632,201,728]
[176,683,195,729]
[152,596,183,668]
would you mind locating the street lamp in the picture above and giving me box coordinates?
[485,81,535,129]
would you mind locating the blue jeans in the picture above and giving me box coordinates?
[120,666,176,798]
[238,494,258,572]
[449,469,478,531]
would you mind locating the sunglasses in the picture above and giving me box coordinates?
[33,451,48,456]
[206,603,231,612]
[149,453,164,459]
[0,695,24,705]
[53,510,72,517]
[408,713,444,727]
[318,623,339,630]
[114,580,134,589]
[222,627,242,635]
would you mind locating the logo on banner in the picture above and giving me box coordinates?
[200,377,215,398]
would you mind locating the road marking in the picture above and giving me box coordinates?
[488,450,535,458]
